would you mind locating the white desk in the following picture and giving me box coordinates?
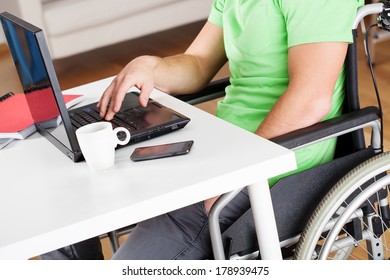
[0,77,296,259]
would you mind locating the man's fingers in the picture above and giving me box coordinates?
[98,76,127,120]
[104,91,126,120]
[139,82,154,107]
[98,79,117,117]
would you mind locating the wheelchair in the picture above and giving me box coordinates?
[106,2,390,260]
[174,2,390,260]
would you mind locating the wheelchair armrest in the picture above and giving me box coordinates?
[270,106,381,150]
[172,78,229,105]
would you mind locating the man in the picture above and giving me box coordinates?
[42,0,363,260]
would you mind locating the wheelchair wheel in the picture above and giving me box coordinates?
[294,151,390,260]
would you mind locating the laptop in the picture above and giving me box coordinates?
[0,12,190,162]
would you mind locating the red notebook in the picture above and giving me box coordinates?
[0,89,84,139]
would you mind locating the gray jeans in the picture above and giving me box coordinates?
[41,188,250,260]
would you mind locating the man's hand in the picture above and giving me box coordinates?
[97,56,159,120]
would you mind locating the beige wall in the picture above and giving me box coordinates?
[0,0,24,43]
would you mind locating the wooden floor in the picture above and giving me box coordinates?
[1,20,390,259]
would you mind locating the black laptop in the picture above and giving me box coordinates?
[0,12,190,162]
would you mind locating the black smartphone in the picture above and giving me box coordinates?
[130,140,194,161]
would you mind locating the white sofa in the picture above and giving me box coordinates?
[0,0,213,59]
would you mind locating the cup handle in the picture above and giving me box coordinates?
[113,127,131,147]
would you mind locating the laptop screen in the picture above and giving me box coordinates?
[0,12,81,160]
[1,14,59,123]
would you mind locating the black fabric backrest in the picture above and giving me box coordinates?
[335,29,366,158]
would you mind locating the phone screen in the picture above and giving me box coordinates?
[130,140,194,161]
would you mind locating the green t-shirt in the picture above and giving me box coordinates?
[208,0,363,185]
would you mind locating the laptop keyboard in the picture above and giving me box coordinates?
[69,107,145,132]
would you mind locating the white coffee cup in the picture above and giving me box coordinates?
[76,122,131,171]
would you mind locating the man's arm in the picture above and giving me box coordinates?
[256,42,348,139]
[98,21,227,120]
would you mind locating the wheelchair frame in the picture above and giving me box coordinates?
[176,3,389,260]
